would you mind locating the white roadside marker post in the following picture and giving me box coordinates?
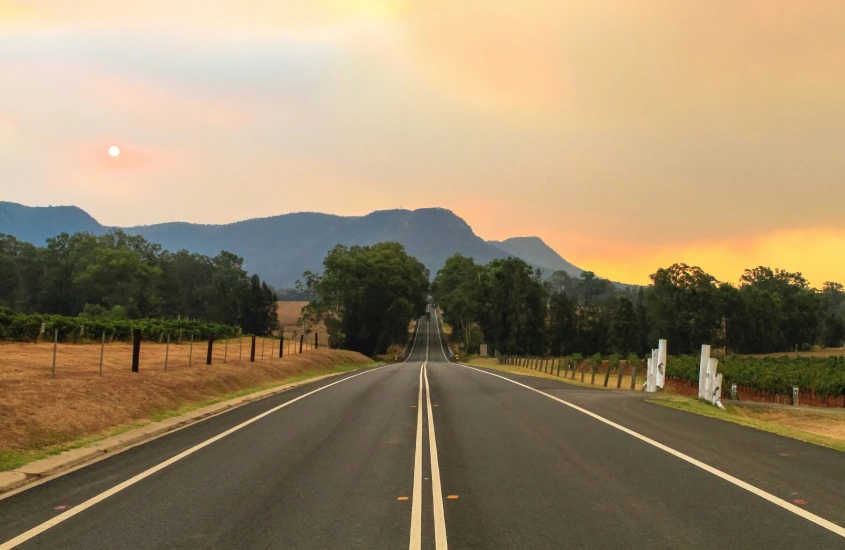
[698,344,711,399]
[656,339,667,390]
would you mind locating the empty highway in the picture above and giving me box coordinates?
[1,307,844,549]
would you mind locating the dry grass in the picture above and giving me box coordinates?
[0,340,374,470]
[276,301,328,346]
[650,395,845,453]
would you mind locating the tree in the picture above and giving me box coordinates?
[481,258,547,355]
[431,254,485,353]
[300,242,429,356]
[0,229,278,332]
[738,266,820,352]
[546,291,577,355]
[647,263,722,355]
[241,275,279,336]
[609,296,639,355]
[821,282,845,348]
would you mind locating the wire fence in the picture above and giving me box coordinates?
[0,330,328,379]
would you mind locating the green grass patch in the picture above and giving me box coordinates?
[647,395,845,453]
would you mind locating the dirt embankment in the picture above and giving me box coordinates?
[0,341,373,462]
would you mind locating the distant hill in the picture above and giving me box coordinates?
[0,202,590,287]
[0,202,105,244]
[488,237,583,277]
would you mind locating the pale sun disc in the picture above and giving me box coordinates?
[108,145,120,157]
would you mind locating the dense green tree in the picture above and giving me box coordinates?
[480,258,548,355]
[430,254,485,352]
[647,263,722,355]
[300,242,429,356]
[821,282,845,348]
[0,230,278,334]
[546,291,577,355]
[609,296,639,355]
[736,267,820,352]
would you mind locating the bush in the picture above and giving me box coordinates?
[666,354,845,403]
[0,309,239,343]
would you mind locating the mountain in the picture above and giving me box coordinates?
[0,202,588,288]
[488,237,583,277]
[0,201,105,244]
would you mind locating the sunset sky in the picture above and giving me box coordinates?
[2,1,844,286]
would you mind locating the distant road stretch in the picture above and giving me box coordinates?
[1,307,844,549]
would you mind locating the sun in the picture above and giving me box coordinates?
[108,145,121,157]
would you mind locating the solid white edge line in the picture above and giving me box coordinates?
[423,363,448,550]
[409,363,424,550]
[429,310,845,539]
[0,328,429,550]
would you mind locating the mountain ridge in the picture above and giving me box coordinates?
[0,202,588,287]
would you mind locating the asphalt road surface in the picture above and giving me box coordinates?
[1,306,844,549]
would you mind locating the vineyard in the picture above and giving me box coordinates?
[666,355,845,406]
[0,309,239,342]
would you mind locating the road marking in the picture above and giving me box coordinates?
[409,364,424,550]
[398,497,409,501]
[446,495,459,499]
[424,363,448,550]
[0,360,404,550]
[430,310,845,539]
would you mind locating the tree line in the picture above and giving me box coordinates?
[433,255,845,357]
[0,231,279,335]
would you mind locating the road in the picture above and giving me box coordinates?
[1,307,844,549]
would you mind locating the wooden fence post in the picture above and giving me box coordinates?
[250,335,256,362]
[616,363,624,388]
[51,329,58,378]
[630,366,637,390]
[299,334,304,354]
[603,363,612,387]
[206,333,214,365]
[132,328,141,372]
[164,334,170,371]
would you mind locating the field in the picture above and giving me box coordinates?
[276,301,328,346]
[0,340,373,470]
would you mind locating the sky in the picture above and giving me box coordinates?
[2,1,844,286]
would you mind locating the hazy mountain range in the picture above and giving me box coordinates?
[0,201,589,288]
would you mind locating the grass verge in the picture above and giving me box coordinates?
[1,360,381,473]
[648,395,845,453]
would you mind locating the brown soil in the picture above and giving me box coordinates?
[0,340,371,455]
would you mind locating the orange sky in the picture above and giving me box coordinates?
[2,1,845,287]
